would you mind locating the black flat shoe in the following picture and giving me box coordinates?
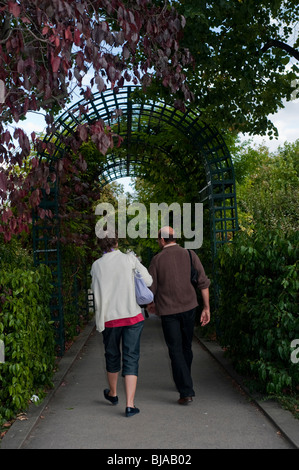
[125,406,140,417]
[104,389,118,405]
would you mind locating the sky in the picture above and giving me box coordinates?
[240,97,299,152]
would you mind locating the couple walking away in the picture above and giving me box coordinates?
[90,226,210,417]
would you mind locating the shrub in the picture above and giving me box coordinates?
[0,247,55,423]
[216,228,299,395]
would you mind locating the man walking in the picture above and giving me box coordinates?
[148,226,210,404]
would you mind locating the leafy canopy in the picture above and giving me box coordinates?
[164,0,299,136]
[0,0,192,240]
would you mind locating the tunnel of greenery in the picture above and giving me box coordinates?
[33,86,238,354]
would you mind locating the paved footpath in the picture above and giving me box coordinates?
[1,315,298,452]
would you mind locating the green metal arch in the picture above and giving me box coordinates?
[33,85,238,353]
[41,86,238,246]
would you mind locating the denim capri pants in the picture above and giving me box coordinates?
[102,321,144,376]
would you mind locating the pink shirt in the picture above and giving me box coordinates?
[105,313,144,328]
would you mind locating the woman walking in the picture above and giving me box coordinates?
[91,232,152,417]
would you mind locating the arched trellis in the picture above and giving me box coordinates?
[33,86,238,353]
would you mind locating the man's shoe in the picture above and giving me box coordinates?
[126,406,140,417]
[178,397,193,405]
[104,389,118,405]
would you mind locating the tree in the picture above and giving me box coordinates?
[233,139,299,234]
[0,0,193,241]
[157,0,299,137]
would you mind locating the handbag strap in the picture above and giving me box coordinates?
[187,249,193,268]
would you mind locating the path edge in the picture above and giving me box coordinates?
[194,332,299,449]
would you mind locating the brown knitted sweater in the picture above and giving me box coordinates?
[148,244,210,316]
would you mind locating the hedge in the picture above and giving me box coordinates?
[216,228,299,395]
[0,261,55,424]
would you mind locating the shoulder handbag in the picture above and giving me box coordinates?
[188,249,198,289]
[134,269,154,306]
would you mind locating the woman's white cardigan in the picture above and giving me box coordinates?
[91,250,153,333]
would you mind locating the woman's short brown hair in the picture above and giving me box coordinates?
[98,231,118,253]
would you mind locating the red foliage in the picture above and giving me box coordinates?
[0,0,193,240]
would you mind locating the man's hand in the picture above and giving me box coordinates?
[200,288,210,326]
[200,307,210,327]
[147,302,156,315]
